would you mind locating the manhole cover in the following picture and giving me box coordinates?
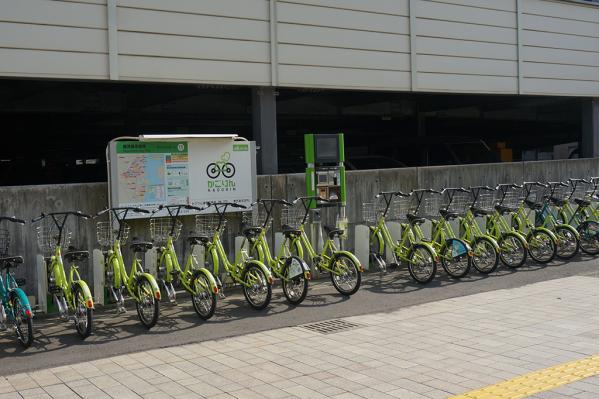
[299,319,364,334]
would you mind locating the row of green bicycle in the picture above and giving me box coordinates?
[0,196,363,347]
[364,177,599,284]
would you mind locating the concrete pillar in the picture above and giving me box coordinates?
[582,98,599,158]
[252,87,278,174]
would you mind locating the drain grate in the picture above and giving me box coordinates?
[299,319,364,335]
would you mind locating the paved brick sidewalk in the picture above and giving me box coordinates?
[2,275,599,399]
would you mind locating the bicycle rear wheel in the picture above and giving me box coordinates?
[578,221,599,255]
[73,285,93,339]
[281,257,309,305]
[12,297,33,348]
[527,230,556,264]
[408,245,437,284]
[136,278,160,328]
[440,239,471,278]
[498,233,527,268]
[471,236,499,274]
[554,225,579,259]
[330,254,361,296]
[242,264,272,310]
[190,272,217,320]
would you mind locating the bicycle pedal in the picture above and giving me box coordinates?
[116,306,127,314]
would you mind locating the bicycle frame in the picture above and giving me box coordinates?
[0,269,32,323]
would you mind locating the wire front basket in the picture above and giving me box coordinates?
[150,218,182,244]
[569,181,593,201]
[281,206,304,229]
[96,222,130,248]
[550,185,572,201]
[362,202,382,225]
[499,190,523,209]
[442,191,471,216]
[412,193,442,219]
[0,229,9,257]
[392,196,413,221]
[195,214,223,237]
[36,221,71,256]
[242,205,272,231]
[473,192,497,213]
[524,185,549,207]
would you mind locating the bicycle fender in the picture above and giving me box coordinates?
[192,268,219,294]
[478,235,501,252]
[504,231,529,249]
[443,238,473,256]
[559,223,580,239]
[137,273,162,300]
[415,241,437,258]
[290,238,304,259]
[284,255,311,279]
[164,253,173,282]
[244,260,273,284]
[72,280,95,309]
[331,251,364,273]
[370,229,384,255]
[531,227,558,242]
[110,256,122,288]
[9,288,33,317]
[208,247,219,275]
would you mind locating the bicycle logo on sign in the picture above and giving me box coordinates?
[206,152,236,179]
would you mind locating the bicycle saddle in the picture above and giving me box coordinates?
[64,250,89,262]
[188,236,210,245]
[406,213,426,225]
[525,200,543,210]
[574,198,591,207]
[323,225,344,239]
[242,226,262,238]
[439,209,459,220]
[130,242,153,253]
[0,255,23,267]
[281,224,301,236]
[470,207,490,217]
[549,197,566,207]
[495,205,516,215]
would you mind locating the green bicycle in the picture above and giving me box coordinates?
[497,183,558,264]
[513,182,578,260]
[32,211,94,338]
[365,191,438,284]
[96,207,161,328]
[198,202,273,310]
[245,199,311,305]
[442,188,500,274]
[472,186,528,268]
[286,197,362,295]
[151,205,219,319]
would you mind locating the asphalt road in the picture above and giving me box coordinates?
[1,255,598,375]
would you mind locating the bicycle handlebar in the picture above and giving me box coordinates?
[185,205,209,212]
[548,181,569,187]
[208,202,247,209]
[292,196,329,204]
[523,181,548,187]
[0,216,26,225]
[32,211,91,223]
[496,183,521,189]
[469,185,495,191]
[440,187,469,194]
[97,207,149,217]
[569,178,592,184]
[252,199,293,207]
[376,191,410,198]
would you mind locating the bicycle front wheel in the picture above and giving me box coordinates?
[554,225,579,259]
[136,278,160,328]
[190,272,217,320]
[242,264,272,310]
[408,245,437,284]
[12,297,33,348]
[498,233,527,268]
[440,239,471,278]
[471,237,499,274]
[330,254,361,296]
[73,285,93,339]
[527,230,556,264]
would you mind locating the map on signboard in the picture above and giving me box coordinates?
[116,142,189,207]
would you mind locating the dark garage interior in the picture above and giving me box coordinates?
[0,78,583,185]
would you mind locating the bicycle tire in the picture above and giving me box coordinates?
[498,233,527,268]
[578,221,599,255]
[329,253,361,296]
[408,244,437,284]
[73,285,93,339]
[554,225,580,259]
[206,163,221,179]
[190,272,217,320]
[440,239,471,278]
[527,230,556,264]
[222,163,235,178]
[471,236,499,274]
[135,277,160,329]
[281,257,309,305]
[242,263,272,310]
[12,297,33,348]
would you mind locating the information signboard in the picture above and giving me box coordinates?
[108,137,256,217]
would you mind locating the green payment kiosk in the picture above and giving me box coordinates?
[304,133,348,241]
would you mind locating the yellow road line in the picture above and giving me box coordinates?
[450,354,599,399]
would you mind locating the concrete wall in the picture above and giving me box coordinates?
[0,0,598,96]
[1,157,598,305]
